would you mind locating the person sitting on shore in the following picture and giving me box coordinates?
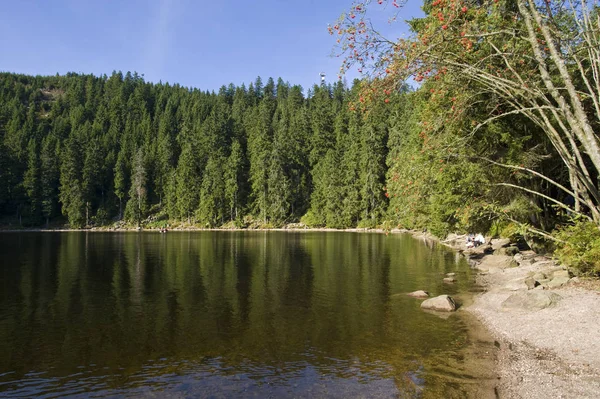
[466,235,475,248]
[474,233,485,247]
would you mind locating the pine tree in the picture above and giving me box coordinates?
[40,135,60,226]
[114,149,128,220]
[224,139,245,221]
[59,138,85,228]
[125,148,147,226]
[23,139,42,224]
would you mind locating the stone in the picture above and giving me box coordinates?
[501,291,562,311]
[443,277,456,283]
[547,274,571,288]
[445,272,456,277]
[551,269,570,279]
[490,238,511,250]
[421,295,457,312]
[503,278,529,291]
[407,290,430,298]
[524,276,539,290]
[532,272,547,281]
[495,245,520,256]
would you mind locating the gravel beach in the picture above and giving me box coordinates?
[453,238,600,398]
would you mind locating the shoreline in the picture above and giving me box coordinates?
[435,234,600,398]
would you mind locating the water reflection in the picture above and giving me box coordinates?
[0,231,479,397]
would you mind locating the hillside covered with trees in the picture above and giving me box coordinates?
[1,0,599,274]
[0,72,397,230]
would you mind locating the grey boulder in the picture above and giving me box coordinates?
[501,291,562,311]
[421,295,457,312]
[407,290,430,298]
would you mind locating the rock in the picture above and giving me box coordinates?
[532,272,547,281]
[443,277,456,283]
[501,291,562,311]
[421,295,457,312]
[483,244,494,254]
[514,253,524,263]
[490,238,511,250]
[524,276,539,290]
[407,290,430,298]
[551,269,570,279]
[547,274,571,288]
[445,272,456,277]
[495,245,520,256]
[570,276,581,284]
[504,278,529,291]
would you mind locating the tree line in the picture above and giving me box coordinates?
[0,72,396,229]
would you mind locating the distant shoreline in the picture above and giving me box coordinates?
[0,225,404,234]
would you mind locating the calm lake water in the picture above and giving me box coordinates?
[0,231,488,398]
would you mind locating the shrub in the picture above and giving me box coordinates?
[554,221,600,276]
[300,210,322,228]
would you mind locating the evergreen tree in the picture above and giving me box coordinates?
[40,135,60,226]
[23,139,42,224]
[59,138,85,227]
[125,148,148,226]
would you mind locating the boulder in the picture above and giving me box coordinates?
[524,276,539,290]
[503,279,529,291]
[421,295,457,312]
[490,238,511,250]
[570,276,581,284]
[547,274,571,288]
[501,291,562,311]
[443,277,456,283]
[494,245,520,256]
[532,272,547,281]
[551,269,570,279]
[407,290,430,298]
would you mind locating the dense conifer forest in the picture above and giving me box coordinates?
[0,72,397,230]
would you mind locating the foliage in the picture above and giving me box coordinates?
[334,0,600,228]
[554,221,600,276]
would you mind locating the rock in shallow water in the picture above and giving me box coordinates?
[501,291,562,311]
[407,290,430,298]
[421,295,457,312]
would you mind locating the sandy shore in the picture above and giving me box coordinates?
[436,236,600,398]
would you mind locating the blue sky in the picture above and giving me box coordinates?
[0,0,423,93]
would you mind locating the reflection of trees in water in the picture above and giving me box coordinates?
[0,232,476,397]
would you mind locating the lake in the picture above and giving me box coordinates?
[0,231,494,398]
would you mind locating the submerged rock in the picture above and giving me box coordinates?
[443,277,456,283]
[407,290,430,298]
[421,295,457,312]
[501,291,562,311]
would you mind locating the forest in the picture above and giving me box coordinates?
[1,0,599,274]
